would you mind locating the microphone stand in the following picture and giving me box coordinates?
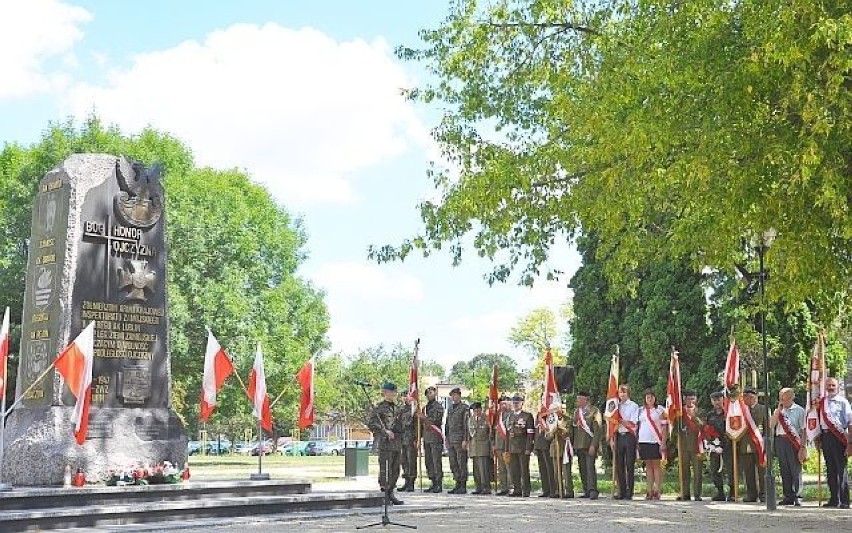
[355,383,416,530]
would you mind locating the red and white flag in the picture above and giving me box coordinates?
[407,341,419,415]
[248,343,273,433]
[541,347,560,413]
[805,333,826,443]
[200,330,235,421]
[724,340,740,392]
[295,357,315,430]
[0,307,10,398]
[665,349,683,436]
[54,322,95,444]
[725,397,748,442]
[603,351,620,441]
[488,363,500,428]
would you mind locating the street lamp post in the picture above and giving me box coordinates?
[754,228,777,511]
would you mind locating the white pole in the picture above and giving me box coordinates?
[1,306,12,490]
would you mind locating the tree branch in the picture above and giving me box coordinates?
[484,21,602,37]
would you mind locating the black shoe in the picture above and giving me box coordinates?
[743,498,757,503]
[822,501,838,508]
[430,485,442,493]
[589,491,599,500]
[497,490,509,496]
[613,495,623,500]
[522,493,530,497]
[794,500,801,507]
[676,496,687,501]
[538,493,551,498]
[389,492,405,505]
[509,492,522,497]
[839,503,850,509]
[779,499,795,506]
[481,490,491,495]
[579,493,590,499]
[759,496,766,503]
[455,486,467,494]
[712,492,725,502]
[565,493,575,498]
[472,489,482,495]
[694,497,703,502]
[727,496,735,502]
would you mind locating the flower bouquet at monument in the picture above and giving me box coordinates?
[105,461,181,486]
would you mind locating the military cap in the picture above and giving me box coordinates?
[425,385,437,394]
[470,401,482,410]
[449,387,462,395]
[576,391,590,398]
[710,391,725,400]
[743,388,757,395]
[511,394,524,401]
[499,395,511,402]
[381,382,397,391]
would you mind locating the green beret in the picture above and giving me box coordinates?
[381,382,397,391]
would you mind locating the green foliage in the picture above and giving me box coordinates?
[375,0,852,321]
[0,117,329,432]
[447,352,523,400]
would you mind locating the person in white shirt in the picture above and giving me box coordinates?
[816,377,852,508]
[637,389,668,500]
[614,384,640,500]
[768,387,806,506]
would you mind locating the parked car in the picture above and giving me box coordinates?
[321,441,346,456]
[251,442,273,456]
[233,442,256,455]
[189,440,232,456]
[282,441,309,456]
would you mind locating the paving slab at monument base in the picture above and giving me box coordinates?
[0,479,383,532]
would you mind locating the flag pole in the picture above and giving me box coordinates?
[817,448,822,506]
[732,439,739,502]
[269,387,287,410]
[4,361,57,414]
[0,308,10,490]
[414,338,423,492]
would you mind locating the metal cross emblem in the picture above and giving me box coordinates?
[117,260,156,301]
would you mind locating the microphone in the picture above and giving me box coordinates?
[354,379,372,388]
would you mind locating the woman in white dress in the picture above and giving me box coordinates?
[637,389,668,500]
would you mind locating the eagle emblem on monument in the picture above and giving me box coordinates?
[114,157,164,228]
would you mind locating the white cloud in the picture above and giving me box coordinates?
[326,323,372,355]
[64,22,429,205]
[452,311,516,335]
[311,261,424,303]
[0,0,90,100]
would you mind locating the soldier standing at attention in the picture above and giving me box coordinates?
[677,390,706,501]
[546,405,573,498]
[398,395,420,492]
[367,382,405,505]
[534,412,554,497]
[493,395,512,496]
[508,394,535,497]
[468,402,492,495]
[705,391,734,501]
[418,386,445,493]
[739,388,768,503]
[445,387,470,494]
[571,392,603,500]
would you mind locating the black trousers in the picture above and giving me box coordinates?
[509,452,531,495]
[535,449,553,495]
[822,431,850,506]
[575,448,598,494]
[710,447,734,495]
[615,433,637,498]
[423,442,443,484]
[775,436,802,501]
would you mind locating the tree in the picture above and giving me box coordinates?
[0,117,330,433]
[447,352,522,400]
[372,0,852,321]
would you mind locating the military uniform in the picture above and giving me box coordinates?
[677,406,706,500]
[445,400,470,493]
[507,409,535,496]
[493,409,512,494]
[738,402,767,502]
[571,402,603,498]
[399,405,420,491]
[546,412,573,498]
[534,419,554,497]
[468,408,492,494]
[422,398,445,491]
[705,406,734,500]
[368,399,405,495]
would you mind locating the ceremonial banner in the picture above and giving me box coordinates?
[247,343,272,433]
[805,333,826,443]
[295,357,315,430]
[603,352,620,440]
[725,397,748,442]
[541,347,560,413]
[488,363,499,428]
[200,330,235,421]
[0,307,9,398]
[724,340,739,392]
[665,349,682,435]
[54,322,95,444]
[407,343,419,415]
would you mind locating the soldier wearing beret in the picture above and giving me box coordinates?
[677,390,706,501]
[367,382,405,505]
[705,391,734,501]
[398,395,421,492]
[445,387,470,494]
[507,394,535,497]
[468,402,493,494]
[418,386,445,493]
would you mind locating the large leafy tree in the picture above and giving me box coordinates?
[374,0,852,320]
[447,352,523,400]
[0,118,329,433]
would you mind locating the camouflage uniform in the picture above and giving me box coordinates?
[368,399,405,493]
[422,398,445,491]
[445,400,470,492]
[399,405,420,491]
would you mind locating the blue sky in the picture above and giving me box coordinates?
[0,0,580,372]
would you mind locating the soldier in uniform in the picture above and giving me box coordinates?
[677,390,705,501]
[705,391,734,501]
[534,412,554,497]
[507,394,535,497]
[739,388,768,502]
[367,382,405,505]
[493,395,512,495]
[418,386,445,493]
[445,387,470,494]
[468,402,492,495]
[546,405,573,498]
[398,395,420,492]
[571,391,603,500]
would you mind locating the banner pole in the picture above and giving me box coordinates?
[733,441,739,502]
[0,325,8,490]
[817,449,822,506]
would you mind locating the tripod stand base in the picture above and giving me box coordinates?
[249,473,270,481]
[356,515,417,530]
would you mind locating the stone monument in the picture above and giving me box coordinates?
[2,154,187,485]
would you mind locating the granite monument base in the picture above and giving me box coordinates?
[1,406,187,486]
